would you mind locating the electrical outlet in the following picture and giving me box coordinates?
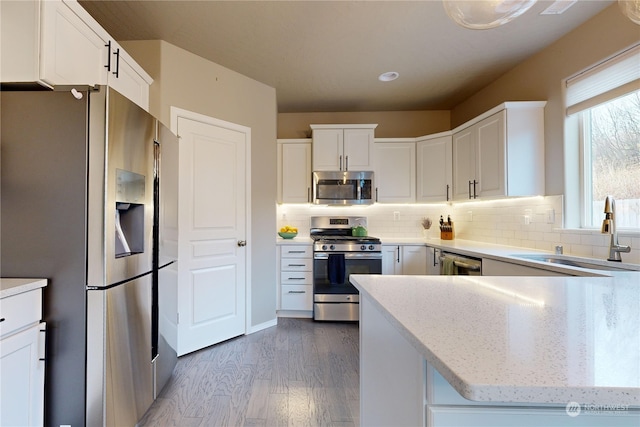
[393,211,400,221]
[524,215,531,225]
[546,209,555,224]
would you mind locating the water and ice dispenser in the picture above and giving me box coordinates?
[115,169,146,258]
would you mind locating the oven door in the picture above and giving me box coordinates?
[313,252,382,295]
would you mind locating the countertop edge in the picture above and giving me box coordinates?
[0,278,48,299]
[351,274,640,407]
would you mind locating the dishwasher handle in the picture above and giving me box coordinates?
[439,255,482,274]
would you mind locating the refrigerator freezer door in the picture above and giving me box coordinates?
[105,275,154,426]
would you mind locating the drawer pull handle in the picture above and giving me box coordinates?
[287,277,305,280]
[0,317,5,322]
[287,250,306,254]
[288,290,306,294]
[287,264,306,267]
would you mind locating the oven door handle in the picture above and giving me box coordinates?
[314,252,382,260]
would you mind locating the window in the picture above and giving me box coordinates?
[580,92,640,228]
[566,44,640,230]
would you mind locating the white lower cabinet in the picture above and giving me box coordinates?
[0,287,46,427]
[426,246,441,275]
[277,244,313,317]
[360,294,639,427]
[382,245,428,275]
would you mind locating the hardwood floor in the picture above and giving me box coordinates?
[139,318,360,426]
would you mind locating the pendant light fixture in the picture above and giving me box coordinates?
[442,0,538,30]
[619,0,640,24]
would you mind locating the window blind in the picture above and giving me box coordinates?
[565,43,640,116]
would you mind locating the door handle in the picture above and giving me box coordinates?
[237,240,247,247]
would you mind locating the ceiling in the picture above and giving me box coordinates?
[78,0,615,113]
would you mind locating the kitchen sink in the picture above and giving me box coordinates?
[511,254,640,272]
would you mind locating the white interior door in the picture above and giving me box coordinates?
[172,109,250,356]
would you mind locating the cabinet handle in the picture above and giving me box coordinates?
[288,290,306,294]
[345,155,349,171]
[104,41,112,71]
[375,187,378,202]
[339,155,343,171]
[113,48,120,78]
[287,277,306,281]
[473,180,478,199]
[287,250,306,254]
[396,246,400,263]
[446,184,450,201]
[468,180,473,199]
[433,248,439,267]
[287,264,306,267]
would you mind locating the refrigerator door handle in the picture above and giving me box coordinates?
[86,270,154,291]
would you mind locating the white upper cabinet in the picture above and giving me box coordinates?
[277,139,312,203]
[417,133,452,202]
[452,102,546,201]
[374,139,416,203]
[1,0,152,110]
[311,124,377,171]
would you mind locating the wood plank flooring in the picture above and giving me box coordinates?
[138,318,360,426]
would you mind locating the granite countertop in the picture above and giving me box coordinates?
[351,273,640,406]
[0,278,48,298]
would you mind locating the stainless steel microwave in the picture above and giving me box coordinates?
[312,171,374,205]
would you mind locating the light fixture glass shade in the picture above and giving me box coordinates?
[619,0,640,25]
[443,0,538,30]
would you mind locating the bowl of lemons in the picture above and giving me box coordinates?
[278,225,298,239]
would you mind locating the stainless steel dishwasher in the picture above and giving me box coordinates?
[439,252,482,275]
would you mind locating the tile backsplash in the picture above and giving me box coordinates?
[277,195,639,264]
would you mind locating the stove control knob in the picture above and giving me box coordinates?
[322,245,328,251]
[329,245,335,250]
[360,245,366,251]
[368,245,375,251]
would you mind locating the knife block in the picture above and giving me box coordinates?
[440,222,454,240]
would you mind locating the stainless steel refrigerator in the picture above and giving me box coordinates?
[1,86,178,426]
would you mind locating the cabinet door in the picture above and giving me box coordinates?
[375,142,416,203]
[40,0,108,86]
[475,111,505,198]
[401,246,428,275]
[452,127,474,200]
[312,128,343,171]
[426,247,440,275]
[0,323,45,427]
[382,245,400,274]
[417,136,452,202]
[277,141,312,203]
[107,45,151,111]
[343,128,375,170]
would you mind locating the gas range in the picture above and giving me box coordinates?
[311,235,381,253]
[310,216,382,253]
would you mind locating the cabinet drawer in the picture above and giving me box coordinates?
[280,258,313,271]
[280,245,312,258]
[0,289,42,338]
[281,285,313,310]
[280,271,313,285]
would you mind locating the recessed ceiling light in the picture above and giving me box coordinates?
[378,71,399,82]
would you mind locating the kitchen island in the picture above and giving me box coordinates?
[350,273,640,426]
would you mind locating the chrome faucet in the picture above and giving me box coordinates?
[601,196,631,262]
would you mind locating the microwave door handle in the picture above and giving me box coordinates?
[357,184,361,200]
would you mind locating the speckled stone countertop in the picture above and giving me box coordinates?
[0,278,47,298]
[351,273,640,406]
